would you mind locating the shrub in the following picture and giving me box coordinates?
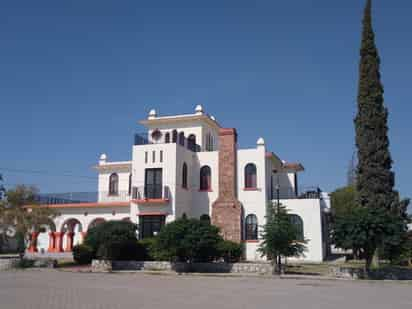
[96,240,145,261]
[138,238,167,261]
[217,240,243,263]
[84,220,138,256]
[155,217,223,262]
[72,244,94,265]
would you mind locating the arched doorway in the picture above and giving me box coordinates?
[61,218,83,252]
[37,221,56,253]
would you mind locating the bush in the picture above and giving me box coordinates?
[96,240,145,261]
[72,244,94,265]
[84,220,138,257]
[155,217,223,262]
[139,238,167,261]
[217,240,243,263]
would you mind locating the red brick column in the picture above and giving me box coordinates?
[27,232,39,253]
[64,232,75,252]
[80,232,87,244]
[212,128,242,243]
[53,232,64,253]
[47,232,55,253]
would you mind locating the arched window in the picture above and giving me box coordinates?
[187,134,196,152]
[182,163,188,189]
[165,132,170,143]
[172,130,178,143]
[128,173,132,195]
[109,173,119,195]
[244,163,257,189]
[178,132,185,146]
[199,166,211,191]
[245,214,258,240]
[289,214,304,241]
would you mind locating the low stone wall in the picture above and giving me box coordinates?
[330,266,412,280]
[0,258,20,271]
[92,260,273,274]
[0,258,56,270]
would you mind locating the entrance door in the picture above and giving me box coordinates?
[145,168,163,199]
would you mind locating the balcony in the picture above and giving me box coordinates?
[131,185,170,204]
[134,132,201,152]
[271,186,321,200]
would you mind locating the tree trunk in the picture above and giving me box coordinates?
[365,254,373,273]
[277,255,282,275]
[371,249,380,268]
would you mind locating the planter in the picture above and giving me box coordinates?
[91,260,113,272]
[330,266,412,280]
[91,260,273,274]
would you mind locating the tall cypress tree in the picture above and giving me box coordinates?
[354,0,410,270]
[355,0,397,212]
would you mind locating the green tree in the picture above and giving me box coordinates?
[332,206,410,267]
[0,185,56,254]
[84,220,139,257]
[354,0,409,271]
[330,185,358,218]
[155,217,223,263]
[259,203,307,274]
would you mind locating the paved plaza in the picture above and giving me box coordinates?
[0,269,411,309]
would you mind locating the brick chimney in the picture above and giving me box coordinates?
[211,128,242,243]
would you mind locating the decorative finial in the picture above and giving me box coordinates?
[148,109,157,119]
[99,153,107,164]
[195,104,203,115]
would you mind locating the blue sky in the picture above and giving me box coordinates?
[0,0,411,203]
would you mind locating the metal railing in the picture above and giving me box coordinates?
[132,185,170,200]
[34,192,97,205]
[134,132,201,152]
[98,191,131,203]
[271,186,321,200]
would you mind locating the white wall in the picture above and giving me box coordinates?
[98,165,131,202]
[281,198,324,262]
[190,151,219,218]
[54,206,131,232]
[237,145,267,238]
[131,143,177,221]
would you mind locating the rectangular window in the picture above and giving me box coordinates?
[160,150,163,163]
[152,150,156,163]
[144,168,163,199]
[139,215,165,239]
[145,152,148,164]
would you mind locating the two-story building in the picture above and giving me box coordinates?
[28,105,330,262]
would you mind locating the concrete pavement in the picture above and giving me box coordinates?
[0,269,411,309]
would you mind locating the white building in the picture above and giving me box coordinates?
[28,106,330,262]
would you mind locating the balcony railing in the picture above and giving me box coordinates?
[271,186,321,200]
[132,185,170,201]
[98,191,131,203]
[34,192,97,205]
[134,132,201,152]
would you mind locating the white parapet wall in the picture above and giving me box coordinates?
[245,198,325,263]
